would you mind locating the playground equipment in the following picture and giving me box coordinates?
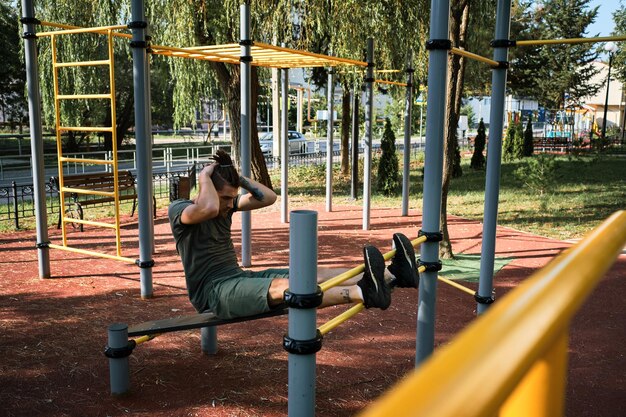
[359,210,626,417]
[104,209,427,405]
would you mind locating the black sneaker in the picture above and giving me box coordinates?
[388,233,420,288]
[357,245,391,310]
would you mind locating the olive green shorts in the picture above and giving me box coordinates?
[206,268,289,319]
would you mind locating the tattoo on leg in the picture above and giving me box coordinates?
[341,288,352,303]
[239,176,264,201]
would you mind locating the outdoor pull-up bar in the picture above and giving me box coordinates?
[515,35,626,46]
[450,47,500,67]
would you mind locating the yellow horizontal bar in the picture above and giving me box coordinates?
[358,210,626,417]
[450,47,499,67]
[62,218,118,229]
[134,334,160,346]
[57,94,112,100]
[318,303,365,336]
[59,126,114,133]
[59,156,113,164]
[438,276,475,296]
[516,35,626,47]
[49,243,136,264]
[61,187,115,197]
[37,24,128,37]
[319,236,427,292]
[38,21,132,39]
[254,42,369,67]
[376,79,408,87]
[55,59,111,67]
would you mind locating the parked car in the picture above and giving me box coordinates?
[259,131,308,156]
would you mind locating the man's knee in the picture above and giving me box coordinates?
[268,278,289,306]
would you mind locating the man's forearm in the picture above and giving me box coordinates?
[239,176,265,201]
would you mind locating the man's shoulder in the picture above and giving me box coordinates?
[168,199,193,224]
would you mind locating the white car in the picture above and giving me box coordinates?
[259,131,308,156]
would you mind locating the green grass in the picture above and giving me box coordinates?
[3,152,625,241]
[270,152,626,241]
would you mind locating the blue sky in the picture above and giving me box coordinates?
[587,0,622,36]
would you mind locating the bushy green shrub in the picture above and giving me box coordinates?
[377,118,401,196]
[513,154,558,196]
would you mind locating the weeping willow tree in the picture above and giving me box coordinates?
[296,0,429,176]
[34,2,138,151]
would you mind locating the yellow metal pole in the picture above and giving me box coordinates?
[61,188,115,197]
[376,79,409,87]
[318,303,365,336]
[48,243,136,263]
[358,211,626,417]
[54,59,111,67]
[450,47,500,67]
[319,236,427,292]
[437,276,475,296]
[106,29,123,258]
[516,35,626,47]
[59,156,114,165]
[500,331,568,417]
[57,93,112,100]
[36,24,129,37]
[133,334,160,345]
[50,35,68,247]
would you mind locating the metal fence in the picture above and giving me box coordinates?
[0,167,196,229]
[0,141,423,228]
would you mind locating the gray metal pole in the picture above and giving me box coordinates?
[200,327,218,354]
[297,88,303,133]
[130,0,153,298]
[416,0,449,365]
[363,38,374,230]
[240,2,252,266]
[350,90,359,199]
[326,69,334,212]
[402,50,414,217]
[144,25,155,256]
[286,210,319,417]
[477,0,512,315]
[281,66,289,223]
[107,323,130,395]
[21,0,50,278]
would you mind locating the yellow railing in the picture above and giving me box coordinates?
[359,210,626,417]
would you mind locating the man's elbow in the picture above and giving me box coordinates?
[266,191,278,206]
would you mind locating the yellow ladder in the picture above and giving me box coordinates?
[46,26,134,263]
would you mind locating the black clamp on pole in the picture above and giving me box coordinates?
[284,287,324,309]
[425,39,452,51]
[104,340,137,359]
[36,241,50,249]
[418,259,443,272]
[494,61,510,70]
[490,39,516,48]
[127,21,148,29]
[135,259,155,268]
[418,229,443,242]
[474,292,496,305]
[283,330,323,355]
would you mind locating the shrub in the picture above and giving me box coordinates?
[377,118,401,196]
[523,116,534,157]
[470,118,486,169]
[513,154,558,196]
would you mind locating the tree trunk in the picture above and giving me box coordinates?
[208,61,273,189]
[440,0,470,259]
[340,86,351,175]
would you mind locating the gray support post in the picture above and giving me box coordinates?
[477,0,512,315]
[21,0,51,278]
[363,38,374,230]
[416,0,450,365]
[130,0,153,298]
[272,68,281,158]
[286,210,319,417]
[281,65,289,223]
[200,327,218,355]
[326,69,335,212]
[350,90,359,199]
[297,88,303,133]
[240,2,252,266]
[107,323,130,395]
[144,25,155,255]
[402,50,414,217]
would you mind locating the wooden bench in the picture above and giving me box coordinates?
[50,170,156,231]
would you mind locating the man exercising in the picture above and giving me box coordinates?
[168,150,419,319]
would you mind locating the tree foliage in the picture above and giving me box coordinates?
[376,118,400,196]
[523,115,534,157]
[611,4,626,83]
[0,0,26,127]
[508,0,601,108]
